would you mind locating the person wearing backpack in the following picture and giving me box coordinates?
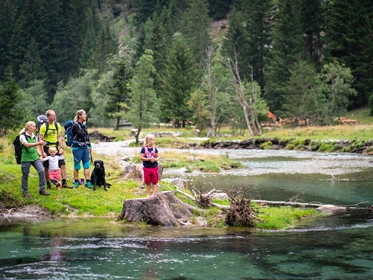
[71,109,93,189]
[39,109,72,189]
[19,121,49,198]
[140,134,160,198]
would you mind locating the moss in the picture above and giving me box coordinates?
[260,141,273,149]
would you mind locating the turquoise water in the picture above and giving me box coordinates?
[2,149,373,279]
[0,218,373,279]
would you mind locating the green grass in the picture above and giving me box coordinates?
[257,206,318,230]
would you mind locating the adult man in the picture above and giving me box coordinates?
[39,109,72,189]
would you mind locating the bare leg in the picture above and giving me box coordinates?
[84,168,90,181]
[73,169,79,181]
[146,184,151,198]
[151,184,158,197]
[60,164,67,180]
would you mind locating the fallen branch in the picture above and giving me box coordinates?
[252,200,323,208]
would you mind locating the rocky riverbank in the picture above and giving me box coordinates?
[192,138,373,154]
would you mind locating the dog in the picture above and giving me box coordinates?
[90,160,111,191]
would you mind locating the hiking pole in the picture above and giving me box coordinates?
[89,149,93,165]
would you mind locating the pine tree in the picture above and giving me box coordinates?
[222,4,250,80]
[18,39,47,88]
[160,33,196,127]
[0,72,21,136]
[264,0,305,113]
[0,0,14,79]
[105,58,133,130]
[127,49,158,143]
[300,0,324,68]
[246,0,274,93]
[181,0,212,65]
[208,0,233,20]
[324,0,373,108]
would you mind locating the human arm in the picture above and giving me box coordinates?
[57,123,65,155]
[38,124,47,157]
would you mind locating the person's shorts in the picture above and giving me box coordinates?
[72,147,90,170]
[143,166,158,185]
[43,146,65,168]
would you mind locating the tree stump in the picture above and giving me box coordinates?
[118,191,193,226]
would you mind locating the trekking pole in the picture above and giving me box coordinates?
[89,149,93,165]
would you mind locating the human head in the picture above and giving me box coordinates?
[45,109,56,123]
[20,121,36,134]
[144,134,155,147]
[74,109,87,123]
[48,146,57,156]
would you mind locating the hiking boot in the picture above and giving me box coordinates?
[39,190,50,196]
[85,181,93,189]
[62,183,73,189]
[73,181,79,188]
[23,192,31,199]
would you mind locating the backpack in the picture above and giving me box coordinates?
[144,146,157,159]
[13,133,28,164]
[36,115,59,141]
[64,120,75,147]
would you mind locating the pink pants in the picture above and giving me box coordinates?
[49,169,61,186]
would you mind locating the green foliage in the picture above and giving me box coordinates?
[318,142,341,152]
[159,33,196,126]
[52,69,97,122]
[127,49,158,143]
[0,73,21,136]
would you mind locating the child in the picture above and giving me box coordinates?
[140,134,160,198]
[43,146,64,190]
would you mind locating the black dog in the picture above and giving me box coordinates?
[90,160,111,191]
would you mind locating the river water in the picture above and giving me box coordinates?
[1,144,373,279]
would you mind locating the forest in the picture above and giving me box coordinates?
[0,0,372,137]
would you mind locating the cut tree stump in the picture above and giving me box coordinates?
[118,191,194,226]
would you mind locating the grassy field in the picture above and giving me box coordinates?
[4,108,371,229]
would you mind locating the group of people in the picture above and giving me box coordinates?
[19,109,93,198]
[19,109,161,199]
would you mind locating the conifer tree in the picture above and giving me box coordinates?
[0,72,21,136]
[127,49,158,144]
[0,0,14,79]
[181,0,212,65]
[18,39,47,88]
[105,58,133,130]
[160,33,196,127]
[264,0,305,113]
[324,0,373,108]
[246,0,273,93]
[222,4,250,80]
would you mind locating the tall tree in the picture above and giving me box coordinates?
[0,73,21,136]
[324,0,373,108]
[127,49,158,144]
[105,58,133,130]
[208,0,233,20]
[264,0,305,113]
[199,46,232,137]
[181,0,212,65]
[300,0,324,68]
[160,33,196,127]
[18,39,47,88]
[0,0,14,79]
[246,0,273,93]
[222,4,250,80]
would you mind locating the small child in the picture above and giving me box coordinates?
[140,134,160,198]
[43,146,64,190]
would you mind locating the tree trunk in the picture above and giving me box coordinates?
[118,191,193,226]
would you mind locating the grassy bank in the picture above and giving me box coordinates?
[1,128,322,230]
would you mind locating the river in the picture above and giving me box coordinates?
[1,143,372,279]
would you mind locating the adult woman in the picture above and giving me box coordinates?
[19,121,49,198]
[71,109,93,189]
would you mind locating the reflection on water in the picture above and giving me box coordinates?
[0,218,373,279]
